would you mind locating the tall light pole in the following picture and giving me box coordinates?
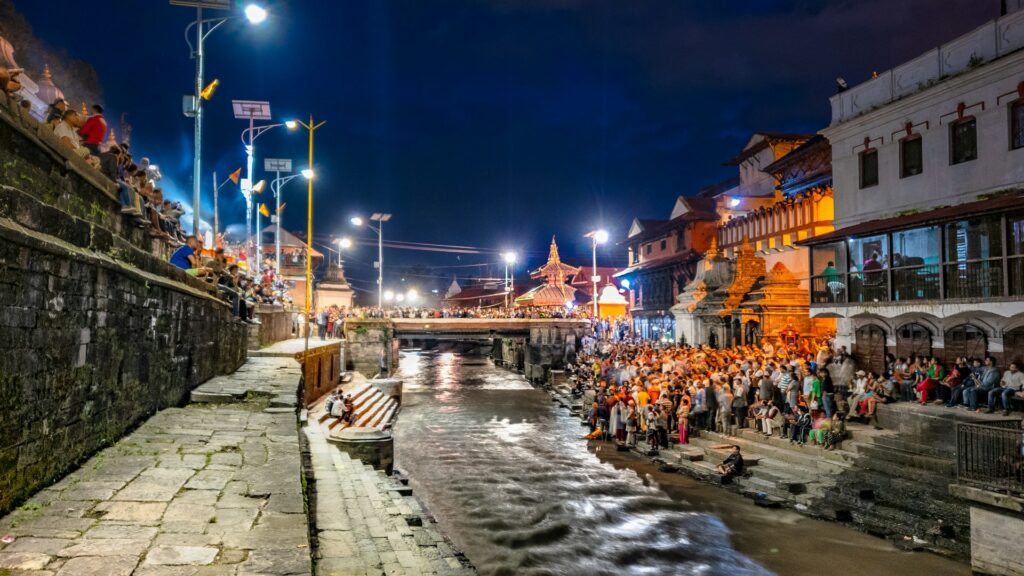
[585,230,609,318]
[335,237,352,267]
[267,161,312,273]
[233,101,296,264]
[295,116,325,360]
[173,0,267,236]
[351,213,391,308]
[503,251,517,309]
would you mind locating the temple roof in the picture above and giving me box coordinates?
[514,283,576,307]
[531,236,580,285]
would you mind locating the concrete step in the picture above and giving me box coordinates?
[865,433,954,460]
[853,443,956,475]
[305,424,475,575]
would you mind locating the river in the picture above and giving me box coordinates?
[392,351,969,576]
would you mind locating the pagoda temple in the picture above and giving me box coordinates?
[514,237,580,308]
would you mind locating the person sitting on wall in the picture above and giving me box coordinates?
[987,362,1024,416]
[716,445,744,479]
[169,235,201,270]
[967,356,1001,411]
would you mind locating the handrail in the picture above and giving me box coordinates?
[955,420,1024,496]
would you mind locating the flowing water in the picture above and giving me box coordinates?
[392,351,970,576]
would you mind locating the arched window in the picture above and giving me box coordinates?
[943,324,987,364]
[896,322,932,360]
[854,325,887,374]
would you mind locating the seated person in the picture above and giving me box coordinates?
[823,413,846,451]
[716,446,744,479]
[169,236,201,270]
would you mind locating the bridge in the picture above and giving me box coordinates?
[391,317,589,342]
[343,318,590,380]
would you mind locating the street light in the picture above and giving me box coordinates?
[351,213,392,308]
[335,237,352,267]
[233,100,299,265]
[585,229,610,318]
[502,251,517,309]
[267,159,314,273]
[293,115,327,361]
[244,3,267,24]
[172,0,268,237]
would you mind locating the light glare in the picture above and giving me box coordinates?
[244,4,268,24]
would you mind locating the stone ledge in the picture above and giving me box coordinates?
[949,483,1024,513]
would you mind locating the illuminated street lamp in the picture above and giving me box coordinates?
[267,160,313,273]
[502,251,517,309]
[292,115,327,363]
[233,100,300,264]
[351,213,392,308]
[172,0,268,236]
[334,237,352,267]
[584,229,610,318]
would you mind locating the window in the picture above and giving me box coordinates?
[892,226,939,267]
[900,136,923,177]
[645,244,652,255]
[660,239,667,251]
[1011,100,1024,150]
[630,246,639,264]
[950,117,977,164]
[848,234,888,273]
[676,230,685,252]
[859,149,878,188]
[945,216,1002,262]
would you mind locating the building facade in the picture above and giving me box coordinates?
[673,133,836,346]
[805,9,1024,373]
[615,196,719,340]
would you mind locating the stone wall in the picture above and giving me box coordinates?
[296,341,342,406]
[0,95,248,516]
[343,319,396,377]
[250,304,294,349]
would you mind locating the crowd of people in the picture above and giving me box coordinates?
[36,93,191,245]
[169,240,294,322]
[572,336,1024,478]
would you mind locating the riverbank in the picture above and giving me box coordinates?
[0,355,311,575]
[541,382,971,574]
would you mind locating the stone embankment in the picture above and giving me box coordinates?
[0,354,310,575]
[542,381,973,562]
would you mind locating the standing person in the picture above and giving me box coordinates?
[704,380,718,432]
[625,400,639,448]
[718,384,734,436]
[790,405,812,445]
[676,391,691,445]
[78,104,107,155]
[645,406,659,451]
[820,367,836,418]
[316,309,328,341]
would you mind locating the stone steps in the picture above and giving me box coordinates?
[305,422,476,575]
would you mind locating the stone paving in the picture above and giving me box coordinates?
[306,422,475,576]
[0,355,312,576]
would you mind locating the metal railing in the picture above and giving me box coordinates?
[944,259,1003,299]
[956,420,1024,496]
[893,264,940,301]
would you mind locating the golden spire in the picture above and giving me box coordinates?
[81,101,87,116]
[706,235,719,259]
[548,235,561,264]
[107,129,117,147]
[42,64,53,80]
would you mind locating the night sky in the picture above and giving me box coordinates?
[13,0,998,295]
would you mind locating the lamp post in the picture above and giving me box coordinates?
[266,158,310,273]
[173,0,267,236]
[351,213,391,308]
[294,116,325,359]
[233,100,297,264]
[502,251,517,309]
[210,169,240,240]
[335,237,352,267]
[585,229,609,318]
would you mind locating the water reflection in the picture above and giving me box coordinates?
[393,351,770,576]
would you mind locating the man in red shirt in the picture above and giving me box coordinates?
[78,104,107,155]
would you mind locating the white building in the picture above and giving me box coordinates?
[806,8,1024,373]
